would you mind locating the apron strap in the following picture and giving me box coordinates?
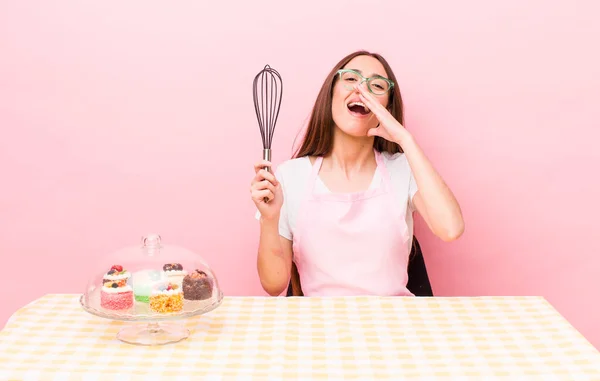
[308,156,324,186]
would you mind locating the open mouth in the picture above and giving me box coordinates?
[347,101,371,117]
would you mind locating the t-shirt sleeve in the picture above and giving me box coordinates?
[254,167,293,241]
[408,166,419,212]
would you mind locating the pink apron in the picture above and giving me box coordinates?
[292,150,413,297]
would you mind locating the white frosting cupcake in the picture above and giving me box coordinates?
[162,263,187,288]
[102,265,131,289]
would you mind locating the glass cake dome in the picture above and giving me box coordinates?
[80,233,223,345]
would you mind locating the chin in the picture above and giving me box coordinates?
[340,128,369,138]
[335,120,371,138]
[333,109,376,139]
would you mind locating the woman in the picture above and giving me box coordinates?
[251,50,464,297]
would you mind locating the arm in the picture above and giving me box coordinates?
[399,133,464,241]
[257,215,293,296]
[355,82,464,242]
[251,160,294,296]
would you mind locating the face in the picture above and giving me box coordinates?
[331,55,391,138]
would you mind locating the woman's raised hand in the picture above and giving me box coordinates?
[250,160,283,220]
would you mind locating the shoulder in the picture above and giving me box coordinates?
[380,151,411,170]
[381,151,418,205]
[274,157,312,190]
[275,157,312,177]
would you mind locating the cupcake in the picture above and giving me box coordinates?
[132,269,164,303]
[100,265,133,310]
[149,281,183,313]
[162,263,187,289]
[182,269,213,301]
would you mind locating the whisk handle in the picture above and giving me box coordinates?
[262,149,271,172]
[263,149,271,203]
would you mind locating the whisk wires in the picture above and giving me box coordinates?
[253,64,283,150]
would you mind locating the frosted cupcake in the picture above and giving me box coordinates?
[131,269,163,303]
[149,281,183,313]
[162,263,187,289]
[100,265,133,310]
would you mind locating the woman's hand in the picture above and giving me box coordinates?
[250,160,283,221]
[356,83,409,145]
[358,84,464,241]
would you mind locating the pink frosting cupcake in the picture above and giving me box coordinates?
[100,265,133,310]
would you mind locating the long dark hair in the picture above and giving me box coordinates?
[293,50,405,158]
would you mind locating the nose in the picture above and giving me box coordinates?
[353,80,366,93]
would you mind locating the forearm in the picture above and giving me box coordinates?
[257,215,291,295]
[398,133,464,240]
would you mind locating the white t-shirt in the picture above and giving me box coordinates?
[256,151,419,253]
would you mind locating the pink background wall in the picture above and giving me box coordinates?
[1,1,599,348]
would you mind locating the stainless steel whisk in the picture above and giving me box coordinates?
[253,64,283,203]
[253,64,283,172]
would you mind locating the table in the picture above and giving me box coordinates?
[1,294,599,380]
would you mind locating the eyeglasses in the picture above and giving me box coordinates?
[336,69,394,95]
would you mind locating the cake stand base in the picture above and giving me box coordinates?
[117,322,189,346]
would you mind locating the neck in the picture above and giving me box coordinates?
[327,129,376,173]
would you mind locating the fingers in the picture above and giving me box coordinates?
[251,189,275,203]
[358,91,382,114]
[253,179,277,194]
[357,82,378,102]
[251,161,279,204]
[367,128,379,137]
[252,164,278,187]
[250,164,278,199]
[254,160,272,174]
[356,84,386,115]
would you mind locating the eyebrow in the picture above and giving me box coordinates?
[348,68,388,79]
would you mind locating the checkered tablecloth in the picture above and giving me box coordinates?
[1,294,599,380]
